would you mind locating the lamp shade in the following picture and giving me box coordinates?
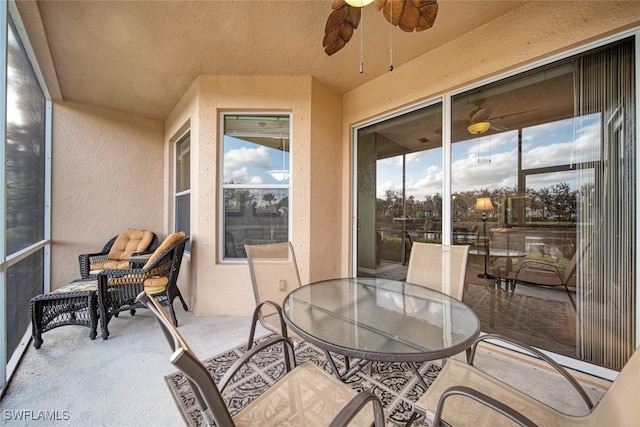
[475,197,494,211]
[467,121,491,135]
[345,0,374,6]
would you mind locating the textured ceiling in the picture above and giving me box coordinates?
[34,0,526,120]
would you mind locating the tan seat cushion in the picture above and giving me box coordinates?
[107,229,154,261]
[143,276,169,295]
[89,259,130,274]
[143,231,186,269]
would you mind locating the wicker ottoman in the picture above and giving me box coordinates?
[30,279,98,349]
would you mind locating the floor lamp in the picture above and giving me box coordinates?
[476,197,494,279]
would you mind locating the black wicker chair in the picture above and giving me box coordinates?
[78,229,159,279]
[97,234,189,339]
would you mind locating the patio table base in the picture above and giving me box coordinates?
[30,279,98,349]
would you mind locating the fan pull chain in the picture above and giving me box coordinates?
[488,135,492,162]
[389,0,394,71]
[360,2,365,73]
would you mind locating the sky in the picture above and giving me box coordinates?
[376,114,601,200]
[223,136,290,185]
[221,114,600,198]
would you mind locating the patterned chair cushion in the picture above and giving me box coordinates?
[52,279,98,294]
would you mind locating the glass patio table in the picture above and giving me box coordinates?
[282,277,481,386]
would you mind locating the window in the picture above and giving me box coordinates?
[175,132,190,251]
[221,114,290,260]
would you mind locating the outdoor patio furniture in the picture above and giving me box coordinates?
[505,251,577,309]
[78,229,159,279]
[97,232,189,339]
[403,230,414,265]
[136,290,386,427]
[407,333,640,427]
[405,242,470,301]
[282,277,481,389]
[244,242,302,346]
[30,279,99,348]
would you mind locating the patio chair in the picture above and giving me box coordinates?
[244,242,302,346]
[408,333,640,427]
[403,230,414,265]
[97,232,189,339]
[135,291,386,427]
[78,228,158,279]
[405,242,470,301]
[506,252,577,309]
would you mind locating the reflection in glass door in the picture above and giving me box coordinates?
[450,38,635,371]
[355,37,635,373]
[356,103,442,280]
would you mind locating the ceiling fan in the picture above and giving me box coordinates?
[323,0,439,56]
[465,100,536,135]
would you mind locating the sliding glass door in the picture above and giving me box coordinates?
[355,36,636,372]
[356,103,443,280]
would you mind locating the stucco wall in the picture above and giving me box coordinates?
[164,75,343,316]
[164,80,198,310]
[308,79,344,280]
[338,1,640,273]
[51,101,164,289]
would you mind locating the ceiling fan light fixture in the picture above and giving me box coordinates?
[268,170,290,181]
[345,0,374,6]
[468,121,491,135]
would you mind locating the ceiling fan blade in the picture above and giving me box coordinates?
[377,0,438,32]
[470,107,491,123]
[435,119,467,135]
[489,109,538,121]
[323,1,361,56]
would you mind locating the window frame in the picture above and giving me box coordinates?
[174,130,191,253]
[219,112,292,262]
[1,1,52,393]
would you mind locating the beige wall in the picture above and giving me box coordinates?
[338,1,640,272]
[51,101,164,289]
[307,79,344,281]
[164,75,343,316]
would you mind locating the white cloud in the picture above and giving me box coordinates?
[452,150,518,192]
[223,145,272,183]
[376,180,399,199]
[231,166,248,180]
[406,164,443,199]
[224,145,271,170]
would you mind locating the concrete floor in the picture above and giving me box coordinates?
[1,306,609,427]
[1,310,263,426]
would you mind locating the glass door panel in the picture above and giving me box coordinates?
[451,38,635,370]
[356,103,443,279]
